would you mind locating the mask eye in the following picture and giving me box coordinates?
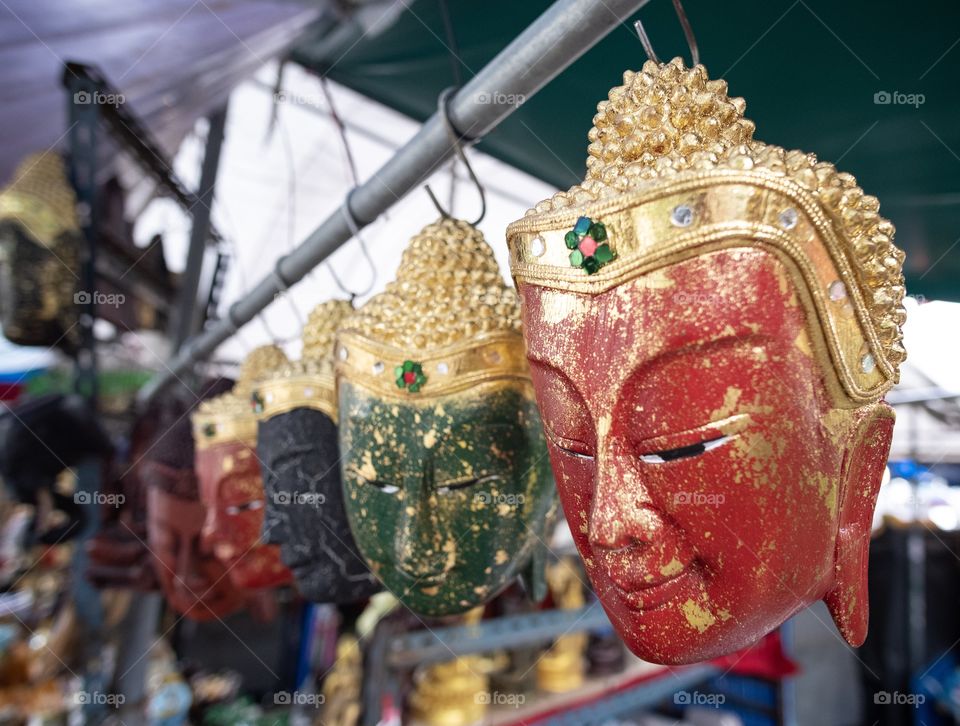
[639,435,734,464]
[558,446,594,461]
[225,500,264,515]
[543,427,594,461]
[436,474,503,495]
[366,480,400,494]
[347,466,400,494]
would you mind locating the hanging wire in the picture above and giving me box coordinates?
[438,0,462,216]
[318,76,377,299]
[213,197,289,348]
[437,0,463,88]
[634,0,700,67]
[272,106,306,327]
[424,87,487,225]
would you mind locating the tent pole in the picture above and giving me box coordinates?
[138,0,650,405]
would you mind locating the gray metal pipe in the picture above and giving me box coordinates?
[138,0,649,404]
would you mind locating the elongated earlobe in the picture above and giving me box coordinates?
[824,404,895,646]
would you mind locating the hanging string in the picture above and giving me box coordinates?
[319,76,377,299]
[273,106,307,327]
[634,0,700,67]
[423,87,486,226]
[213,196,289,348]
[438,0,462,216]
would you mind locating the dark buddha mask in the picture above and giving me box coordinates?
[192,346,293,591]
[336,219,557,617]
[505,58,907,664]
[252,300,379,603]
[0,153,80,350]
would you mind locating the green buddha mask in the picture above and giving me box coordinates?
[336,218,556,616]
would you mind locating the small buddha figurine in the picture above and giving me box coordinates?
[536,557,587,694]
[192,345,293,590]
[407,655,489,726]
[335,218,557,617]
[0,153,80,350]
[318,634,363,726]
[252,300,379,604]
[506,58,906,664]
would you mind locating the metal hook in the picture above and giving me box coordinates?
[325,188,377,299]
[634,0,700,67]
[424,86,486,226]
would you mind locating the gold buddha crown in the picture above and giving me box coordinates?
[193,344,289,446]
[337,218,528,398]
[253,299,354,420]
[0,153,80,248]
[506,58,906,405]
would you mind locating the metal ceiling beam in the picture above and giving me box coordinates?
[138,0,650,404]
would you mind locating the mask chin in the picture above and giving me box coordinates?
[823,403,894,646]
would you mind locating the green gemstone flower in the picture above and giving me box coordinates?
[565,216,615,275]
[395,360,427,393]
[250,391,264,414]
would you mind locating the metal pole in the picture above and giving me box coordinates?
[111,593,162,726]
[138,0,650,404]
[172,104,228,350]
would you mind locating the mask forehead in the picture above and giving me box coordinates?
[197,442,262,506]
[341,381,536,480]
[148,487,205,536]
[522,247,813,419]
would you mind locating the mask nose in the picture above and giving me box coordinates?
[393,469,448,579]
[260,514,285,546]
[260,475,287,546]
[588,439,669,552]
[200,507,229,556]
[175,536,210,597]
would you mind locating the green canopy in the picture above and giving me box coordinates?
[293,0,960,301]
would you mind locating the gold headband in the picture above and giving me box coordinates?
[193,344,288,448]
[506,58,906,405]
[252,299,353,420]
[337,218,529,400]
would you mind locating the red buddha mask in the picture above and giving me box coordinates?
[192,346,293,590]
[145,465,243,620]
[506,58,907,664]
